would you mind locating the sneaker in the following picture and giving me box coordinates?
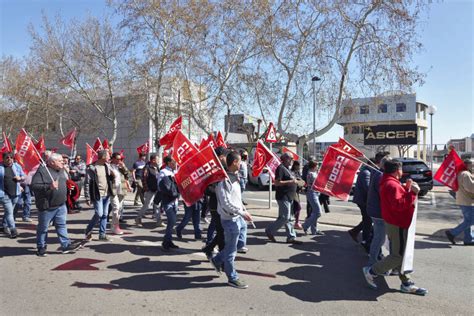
[9,228,18,239]
[362,266,377,289]
[135,217,143,227]
[294,223,303,230]
[389,268,400,276]
[228,279,248,289]
[209,257,222,274]
[265,230,276,242]
[445,230,456,245]
[400,282,428,296]
[3,226,11,236]
[112,225,124,235]
[237,247,248,254]
[169,242,179,249]
[157,221,166,227]
[36,247,47,257]
[242,201,248,206]
[286,238,303,245]
[303,228,308,236]
[22,217,32,223]
[201,217,210,224]
[98,234,111,241]
[60,241,83,254]
[162,242,171,251]
[315,230,325,236]
[176,229,183,239]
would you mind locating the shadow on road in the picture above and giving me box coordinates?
[270,230,397,302]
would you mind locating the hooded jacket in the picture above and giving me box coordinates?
[379,173,417,229]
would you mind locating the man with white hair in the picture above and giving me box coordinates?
[31,153,82,256]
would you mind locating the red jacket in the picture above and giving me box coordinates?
[379,174,417,229]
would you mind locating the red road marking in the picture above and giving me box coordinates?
[52,258,105,271]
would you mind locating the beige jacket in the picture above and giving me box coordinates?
[456,170,474,206]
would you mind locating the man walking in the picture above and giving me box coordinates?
[265,153,302,244]
[0,152,25,238]
[131,153,146,206]
[159,156,180,251]
[135,154,160,226]
[210,151,253,289]
[84,150,115,241]
[69,154,86,209]
[363,160,427,295]
[109,152,131,235]
[31,153,82,256]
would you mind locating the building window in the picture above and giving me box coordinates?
[351,126,360,134]
[378,103,387,113]
[396,103,407,112]
[360,105,369,114]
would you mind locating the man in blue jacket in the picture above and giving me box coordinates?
[0,152,25,238]
[159,155,180,251]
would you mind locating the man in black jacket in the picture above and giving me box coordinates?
[84,150,115,241]
[159,156,180,250]
[31,153,82,256]
[135,154,160,226]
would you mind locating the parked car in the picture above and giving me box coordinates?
[248,165,272,190]
[394,157,433,196]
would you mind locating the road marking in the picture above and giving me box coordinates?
[431,192,437,207]
[53,258,105,271]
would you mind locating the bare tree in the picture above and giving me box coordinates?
[29,14,128,146]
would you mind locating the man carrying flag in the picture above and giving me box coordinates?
[0,152,25,238]
[265,152,302,245]
[445,158,474,246]
[363,160,427,295]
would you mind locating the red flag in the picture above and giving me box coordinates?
[60,128,77,149]
[136,141,150,155]
[252,140,281,179]
[159,116,183,148]
[216,131,227,148]
[332,138,364,158]
[119,149,126,160]
[35,136,46,155]
[14,129,41,173]
[282,147,299,161]
[199,137,209,150]
[86,143,98,165]
[175,146,227,206]
[313,146,362,201]
[0,132,13,163]
[172,130,199,165]
[434,149,464,191]
[264,122,277,143]
[93,138,103,152]
[102,139,109,150]
[207,133,217,148]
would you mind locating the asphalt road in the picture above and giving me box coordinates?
[1,201,473,315]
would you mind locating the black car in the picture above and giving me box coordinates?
[394,158,433,196]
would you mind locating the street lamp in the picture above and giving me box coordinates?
[311,76,321,157]
[427,105,437,170]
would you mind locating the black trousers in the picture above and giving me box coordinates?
[350,203,373,244]
[203,211,225,253]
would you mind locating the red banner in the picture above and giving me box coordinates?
[252,140,281,179]
[282,147,299,161]
[60,128,77,149]
[86,143,98,165]
[216,131,227,148]
[136,141,150,155]
[159,116,183,148]
[0,132,13,163]
[313,146,362,201]
[35,136,46,155]
[172,130,198,165]
[92,138,103,152]
[434,149,464,191]
[102,139,109,150]
[332,137,364,158]
[14,129,41,173]
[175,146,227,206]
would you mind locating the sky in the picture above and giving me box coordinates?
[1,0,472,146]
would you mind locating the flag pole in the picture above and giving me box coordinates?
[330,146,380,173]
[269,142,272,209]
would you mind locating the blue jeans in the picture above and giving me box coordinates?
[450,205,474,244]
[213,216,247,281]
[2,195,19,230]
[302,190,321,234]
[266,199,296,239]
[163,202,178,244]
[36,204,70,249]
[176,203,201,239]
[86,197,110,236]
[368,217,386,266]
[15,185,32,220]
